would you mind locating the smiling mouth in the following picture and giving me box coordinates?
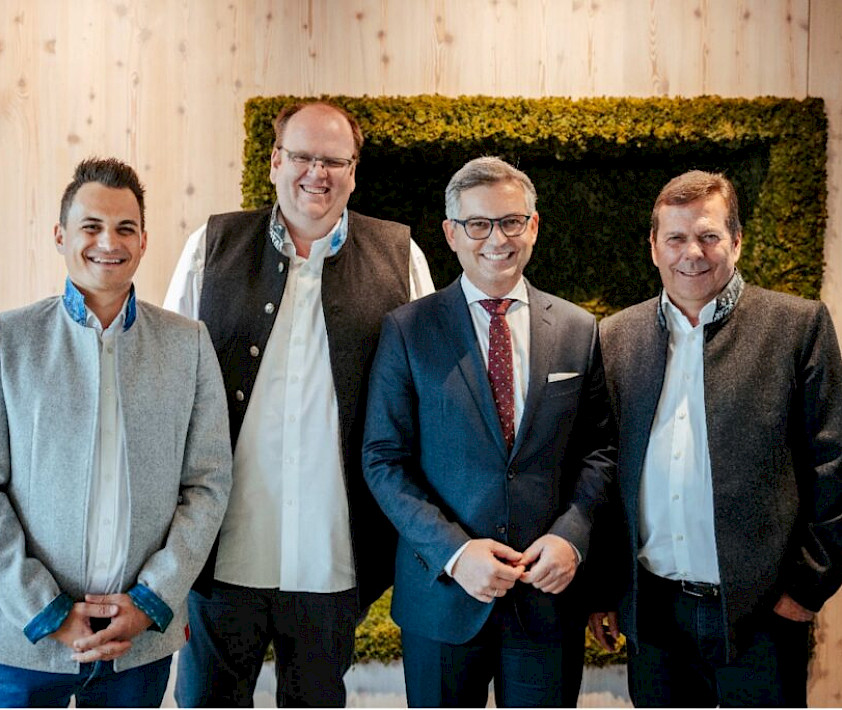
[87,256,127,265]
[482,253,513,262]
[300,185,328,195]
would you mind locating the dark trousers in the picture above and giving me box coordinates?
[628,568,809,708]
[401,597,584,708]
[0,656,171,708]
[175,582,357,708]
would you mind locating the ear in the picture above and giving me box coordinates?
[54,224,65,254]
[139,230,148,257]
[732,229,742,262]
[649,230,658,267]
[268,147,282,185]
[442,219,458,253]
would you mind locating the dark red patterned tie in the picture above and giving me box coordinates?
[479,298,515,450]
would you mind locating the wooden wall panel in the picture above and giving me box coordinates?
[1,0,840,701]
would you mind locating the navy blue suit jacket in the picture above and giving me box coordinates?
[363,278,616,644]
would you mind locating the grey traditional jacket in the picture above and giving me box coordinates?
[0,290,232,673]
[597,278,842,658]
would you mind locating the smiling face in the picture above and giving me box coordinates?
[269,103,357,244]
[651,193,741,325]
[55,182,146,313]
[443,180,538,298]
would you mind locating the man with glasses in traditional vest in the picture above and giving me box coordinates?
[165,100,434,707]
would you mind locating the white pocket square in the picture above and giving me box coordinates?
[547,372,580,383]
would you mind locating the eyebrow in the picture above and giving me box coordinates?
[80,216,140,228]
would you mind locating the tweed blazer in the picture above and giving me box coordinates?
[0,296,232,673]
[597,284,842,657]
[363,279,616,644]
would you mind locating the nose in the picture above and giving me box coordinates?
[307,158,329,176]
[97,228,119,250]
[685,239,704,259]
[487,221,508,245]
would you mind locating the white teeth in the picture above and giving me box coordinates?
[482,253,511,261]
[301,185,328,194]
[90,257,124,264]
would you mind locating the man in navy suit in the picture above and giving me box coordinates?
[363,157,616,707]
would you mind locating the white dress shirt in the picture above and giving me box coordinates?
[444,275,531,575]
[85,305,131,594]
[638,293,721,584]
[164,211,434,591]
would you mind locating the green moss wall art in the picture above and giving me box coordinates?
[243,95,826,316]
[245,95,827,665]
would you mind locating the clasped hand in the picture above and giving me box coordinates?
[49,593,153,663]
[451,534,578,603]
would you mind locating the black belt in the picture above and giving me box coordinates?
[640,566,720,599]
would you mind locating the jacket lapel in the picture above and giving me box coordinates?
[510,283,553,460]
[436,280,509,458]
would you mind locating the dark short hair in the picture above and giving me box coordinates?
[272,101,364,158]
[444,156,537,219]
[651,170,741,240]
[59,158,146,230]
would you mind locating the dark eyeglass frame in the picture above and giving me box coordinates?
[278,146,356,171]
[450,214,534,240]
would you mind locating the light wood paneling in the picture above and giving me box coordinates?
[1,0,841,702]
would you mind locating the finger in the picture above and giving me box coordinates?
[72,623,124,652]
[71,640,132,663]
[79,601,119,619]
[493,564,525,583]
[488,542,523,563]
[518,543,541,568]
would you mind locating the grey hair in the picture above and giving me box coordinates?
[444,156,537,219]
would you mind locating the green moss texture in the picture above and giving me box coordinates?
[243,95,827,310]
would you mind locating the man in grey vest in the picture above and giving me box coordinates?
[0,158,232,707]
[589,170,842,707]
[165,101,434,706]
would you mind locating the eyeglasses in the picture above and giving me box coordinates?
[450,214,533,240]
[278,146,356,172]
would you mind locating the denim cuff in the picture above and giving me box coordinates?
[23,593,74,644]
[128,584,173,633]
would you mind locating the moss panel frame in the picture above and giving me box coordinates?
[242,95,827,313]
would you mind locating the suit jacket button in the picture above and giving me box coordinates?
[506,470,515,480]
[497,525,507,535]
[249,345,260,357]
[235,390,245,401]
[264,302,275,314]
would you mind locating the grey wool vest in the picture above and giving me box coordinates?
[196,207,411,606]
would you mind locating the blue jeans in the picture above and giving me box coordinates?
[0,656,171,708]
[629,568,809,708]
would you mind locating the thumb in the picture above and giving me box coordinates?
[519,539,543,567]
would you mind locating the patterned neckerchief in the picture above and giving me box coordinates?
[62,276,136,331]
[267,202,348,257]
[657,269,745,329]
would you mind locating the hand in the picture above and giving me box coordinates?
[588,611,620,651]
[69,594,153,663]
[773,593,815,622]
[519,534,578,594]
[50,600,119,649]
[451,539,525,604]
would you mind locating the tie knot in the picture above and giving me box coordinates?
[479,298,514,317]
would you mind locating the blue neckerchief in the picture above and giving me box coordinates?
[62,276,137,331]
[268,203,348,256]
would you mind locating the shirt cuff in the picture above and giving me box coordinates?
[23,593,74,644]
[128,584,173,633]
[444,541,472,577]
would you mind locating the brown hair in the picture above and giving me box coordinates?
[59,157,146,230]
[651,170,741,240]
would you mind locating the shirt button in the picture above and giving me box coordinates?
[678,410,686,419]
[673,451,681,459]
[278,262,285,273]
[506,470,515,480]
[249,345,260,357]
[676,534,684,541]
[106,346,114,354]
[264,302,275,314]
[289,415,296,423]
[672,494,680,501]
[235,390,245,401]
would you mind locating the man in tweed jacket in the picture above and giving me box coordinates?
[589,170,842,707]
[0,159,232,707]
